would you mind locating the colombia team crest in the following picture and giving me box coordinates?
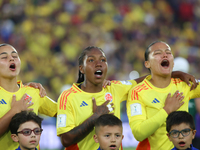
[105,92,113,102]
[24,94,32,104]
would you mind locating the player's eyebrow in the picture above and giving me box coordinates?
[0,51,18,55]
[11,51,18,54]
[153,49,171,53]
[0,52,7,55]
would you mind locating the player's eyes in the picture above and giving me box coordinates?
[101,58,106,62]
[88,59,94,62]
[12,55,18,58]
[1,55,7,59]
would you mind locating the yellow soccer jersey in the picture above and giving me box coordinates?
[57,80,137,150]
[127,75,200,150]
[0,80,57,150]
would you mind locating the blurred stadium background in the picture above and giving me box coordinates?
[1,0,200,149]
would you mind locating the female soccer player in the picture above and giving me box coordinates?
[127,41,200,150]
[57,46,197,150]
[0,43,57,150]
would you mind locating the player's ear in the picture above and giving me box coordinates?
[93,134,99,143]
[79,65,85,74]
[11,134,19,142]
[145,61,150,69]
[122,135,124,140]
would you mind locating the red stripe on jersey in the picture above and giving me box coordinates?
[132,84,149,100]
[59,90,69,110]
[63,88,78,110]
[59,87,78,110]
[138,85,148,92]
[131,89,134,100]
[144,80,153,89]
[111,80,121,84]
[17,81,24,88]
[172,78,183,84]
[73,84,82,92]
[133,90,138,100]
[136,139,151,150]
[64,90,74,110]
[65,144,79,150]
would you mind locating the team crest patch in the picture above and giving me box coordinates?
[105,93,113,102]
[24,94,32,104]
[120,80,132,85]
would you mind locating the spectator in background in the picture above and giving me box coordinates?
[1,1,200,101]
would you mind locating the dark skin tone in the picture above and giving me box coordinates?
[61,98,113,147]
[60,48,198,147]
[61,48,113,147]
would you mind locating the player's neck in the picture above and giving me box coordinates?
[81,82,103,93]
[149,75,171,88]
[0,78,19,92]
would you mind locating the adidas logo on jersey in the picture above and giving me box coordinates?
[0,99,7,104]
[80,101,88,107]
[152,98,160,103]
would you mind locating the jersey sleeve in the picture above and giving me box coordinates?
[189,82,200,99]
[112,80,137,102]
[38,96,57,117]
[126,88,168,141]
[56,90,76,136]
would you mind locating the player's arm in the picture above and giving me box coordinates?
[171,71,198,90]
[60,98,111,147]
[134,71,198,89]
[127,96,166,141]
[195,97,200,114]
[134,75,147,84]
[127,91,184,141]
[0,94,33,137]
[38,96,57,117]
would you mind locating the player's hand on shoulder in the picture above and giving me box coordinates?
[174,71,198,91]
[102,79,111,88]
[25,82,47,97]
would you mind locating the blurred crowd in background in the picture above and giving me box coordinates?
[1,0,200,101]
[1,0,200,149]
